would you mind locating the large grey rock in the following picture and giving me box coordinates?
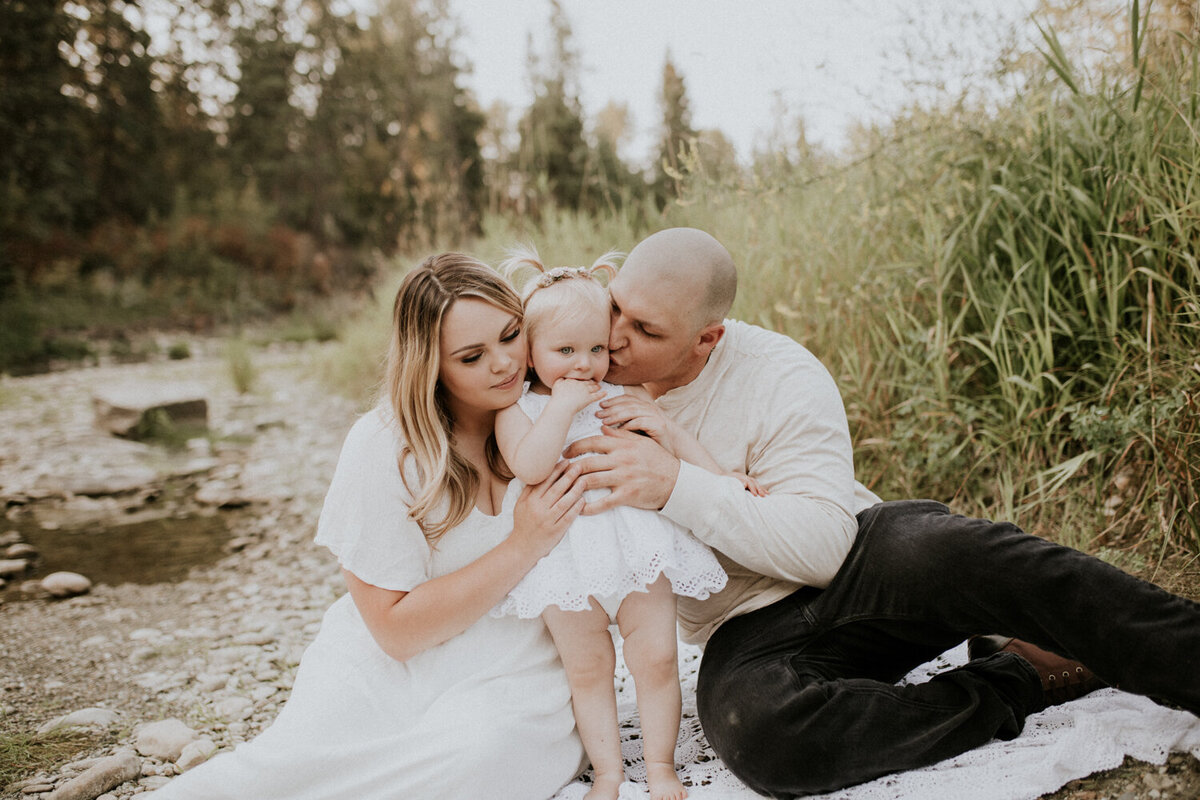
[92,383,208,439]
[41,572,92,598]
[4,542,37,559]
[44,751,141,800]
[134,718,199,760]
[176,737,218,771]
[37,707,119,735]
[60,466,160,497]
[212,695,253,721]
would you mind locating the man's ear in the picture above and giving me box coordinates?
[695,323,725,358]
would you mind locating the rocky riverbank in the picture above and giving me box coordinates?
[1,342,358,798]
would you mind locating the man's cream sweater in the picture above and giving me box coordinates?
[657,319,881,644]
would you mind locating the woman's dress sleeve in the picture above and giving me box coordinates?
[314,408,431,591]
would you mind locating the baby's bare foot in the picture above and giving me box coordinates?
[646,761,688,800]
[583,771,623,800]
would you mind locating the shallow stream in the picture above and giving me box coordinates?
[3,512,233,600]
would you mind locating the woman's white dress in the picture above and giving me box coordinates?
[146,407,585,800]
[493,382,727,619]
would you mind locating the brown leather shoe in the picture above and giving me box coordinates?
[968,635,1107,707]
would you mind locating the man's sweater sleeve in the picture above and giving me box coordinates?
[659,362,860,587]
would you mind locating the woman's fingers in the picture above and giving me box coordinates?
[554,482,586,524]
[536,460,584,509]
[534,459,572,496]
[546,459,570,483]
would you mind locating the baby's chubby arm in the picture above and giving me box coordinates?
[495,379,605,484]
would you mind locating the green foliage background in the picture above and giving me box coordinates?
[327,1,1200,563]
[2,0,1198,564]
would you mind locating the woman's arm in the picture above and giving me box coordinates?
[495,380,604,484]
[347,462,585,662]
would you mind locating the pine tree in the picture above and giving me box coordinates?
[654,53,697,205]
[515,0,590,211]
[73,0,168,226]
[227,1,304,218]
[0,0,90,240]
[301,0,483,248]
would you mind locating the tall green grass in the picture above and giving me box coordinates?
[324,9,1200,559]
[844,17,1200,554]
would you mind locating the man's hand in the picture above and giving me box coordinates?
[595,393,681,453]
[562,426,680,514]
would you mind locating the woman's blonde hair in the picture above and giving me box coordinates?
[384,252,523,542]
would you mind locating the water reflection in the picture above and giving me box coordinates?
[5,514,232,599]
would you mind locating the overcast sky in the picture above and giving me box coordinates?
[449,0,1043,165]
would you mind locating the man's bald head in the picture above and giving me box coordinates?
[618,227,737,333]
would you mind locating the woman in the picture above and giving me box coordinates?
[148,253,588,799]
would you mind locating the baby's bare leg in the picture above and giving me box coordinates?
[543,604,624,800]
[617,576,688,800]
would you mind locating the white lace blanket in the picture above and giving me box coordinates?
[552,640,1200,800]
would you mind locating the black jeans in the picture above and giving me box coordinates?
[695,500,1200,798]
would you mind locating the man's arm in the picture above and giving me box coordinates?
[567,357,860,586]
[598,390,766,494]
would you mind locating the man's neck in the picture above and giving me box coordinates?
[643,350,716,400]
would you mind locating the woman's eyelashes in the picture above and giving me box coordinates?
[463,327,521,363]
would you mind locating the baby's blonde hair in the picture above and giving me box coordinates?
[499,248,621,345]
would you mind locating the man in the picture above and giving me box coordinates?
[566,227,1200,797]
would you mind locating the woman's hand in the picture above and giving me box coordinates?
[348,462,585,663]
[510,459,586,560]
[595,393,682,453]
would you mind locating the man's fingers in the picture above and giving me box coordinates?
[613,413,654,431]
[581,488,623,516]
[600,425,642,440]
[562,434,614,459]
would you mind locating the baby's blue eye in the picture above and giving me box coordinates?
[591,345,605,353]
[559,347,573,355]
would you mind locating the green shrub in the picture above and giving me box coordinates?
[225,338,257,395]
